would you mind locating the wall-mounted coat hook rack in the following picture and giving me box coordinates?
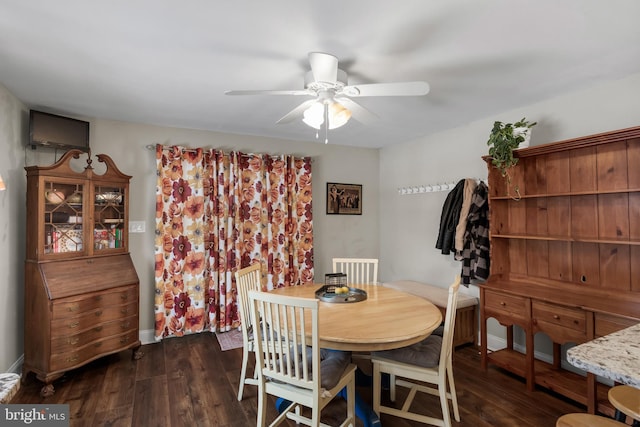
[397,178,485,195]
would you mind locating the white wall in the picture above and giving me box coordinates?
[0,85,28,373]
[379,71,640,344]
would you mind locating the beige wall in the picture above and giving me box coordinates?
[5,115,379,363]
[0,85,28,372]
[86,121,380,339]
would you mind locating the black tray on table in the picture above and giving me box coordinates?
[315,285,367,303]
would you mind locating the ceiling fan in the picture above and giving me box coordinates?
[225,52,430,141]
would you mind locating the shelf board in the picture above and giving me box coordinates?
[490,188,640,200]
[486,348,528,379]
[490,234,640,245]
[487,349,614,414]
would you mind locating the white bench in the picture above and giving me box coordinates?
[382,280,478,348]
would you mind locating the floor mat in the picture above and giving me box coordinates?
[215,329,244,351]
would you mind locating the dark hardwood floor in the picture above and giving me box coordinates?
[12,333,587,426]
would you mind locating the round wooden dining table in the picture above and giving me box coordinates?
[269,283,443,427]
[269,283,443,352]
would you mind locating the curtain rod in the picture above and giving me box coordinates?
[145,144,201,153]
[398,178,485,195]
[145,144,315,162]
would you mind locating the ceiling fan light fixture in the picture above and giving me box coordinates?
[302,100,351,130]
[302,102,325,129]
[328,102,351,129]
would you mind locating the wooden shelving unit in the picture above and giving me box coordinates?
[480,126,640,414]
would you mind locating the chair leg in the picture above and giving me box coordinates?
[256,383,267,427]
[439,376,452,427]
[346,380,355,426]
[389,374,396,402]
[237,346,249,401]
[447,362,460,421]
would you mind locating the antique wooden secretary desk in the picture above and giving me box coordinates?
[23,150,142,397]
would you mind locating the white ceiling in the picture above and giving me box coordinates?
[1,0,639,149]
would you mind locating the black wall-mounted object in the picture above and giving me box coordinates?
[29,110,90,152]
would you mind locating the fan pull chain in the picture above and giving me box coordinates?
[324,103,329,144]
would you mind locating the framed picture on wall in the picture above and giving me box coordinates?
[326,182,362,215]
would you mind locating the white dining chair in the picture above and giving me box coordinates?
[248,289,357,427]
[234,262,263,401]
[332,258,379,285]
[371,276,461,427]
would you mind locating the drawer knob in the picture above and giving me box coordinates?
[122,322,131,329]
[121,308,129,314]
[94,342,103,348]
[66,356,79,363]
[500,302,506,306]
[94,326,103,332]
[95,295,103,301]
[95,310,103,317]
[67,338,79,345]
[67,304,79,312]
[68,321,79,329]
[553,315,560,320]
[120,336,130,344]
[121,294,129,300]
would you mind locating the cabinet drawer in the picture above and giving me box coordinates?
[52,286,137,319]
[51,315,138,353]
[595,312,639,337]
[51,301,138,335]
[484,290,528,321]
[532,300,589,343]
[50,331,139,371]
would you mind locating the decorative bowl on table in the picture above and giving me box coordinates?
[315,285,367,303]
[317,273,367,303]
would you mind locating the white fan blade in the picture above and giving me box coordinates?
[308,52,338,84]
[276,99,317,124]
[225,89,313,96]
[342,81,430,97]
[335,97,378,124]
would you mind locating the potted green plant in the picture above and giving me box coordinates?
[487,117,537,200]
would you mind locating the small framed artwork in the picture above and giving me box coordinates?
[326,182,362,215]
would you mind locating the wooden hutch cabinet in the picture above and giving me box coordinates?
[480,126,640,414]
[23,150,142,397]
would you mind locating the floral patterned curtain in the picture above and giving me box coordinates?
[154,145,313,341]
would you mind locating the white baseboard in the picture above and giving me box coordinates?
[139,329,155,345]
[486,333,552,364]
[7,355,23,376]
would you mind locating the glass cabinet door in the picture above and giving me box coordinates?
[93,185,126,251]
[43,180,84,254]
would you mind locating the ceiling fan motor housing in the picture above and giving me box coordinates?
[305,69,348,92]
